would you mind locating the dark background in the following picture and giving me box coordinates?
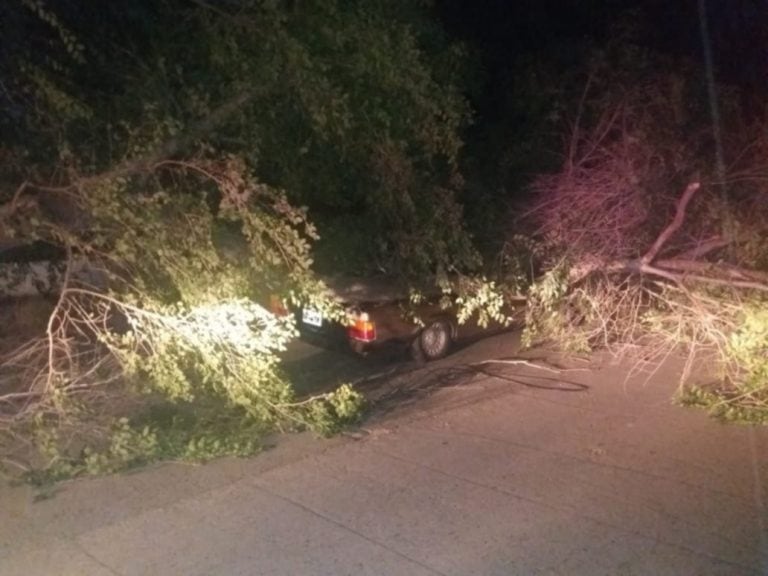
[2,0,767,265]
[438,0,767,115]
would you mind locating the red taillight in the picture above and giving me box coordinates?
[269,295,289,317]
[348,312,376,342]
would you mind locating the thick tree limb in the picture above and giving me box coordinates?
[655,259,768,283]
[673,236,730,260]
[566,254,768,293]
[90,88,256,182]
[654,259,715,275]
[0,88,257,220]
[669,274,768,292]
[640,181,701,265]
[634,262,767,291]
[636,263,684,285]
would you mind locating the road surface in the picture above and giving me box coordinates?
[3,331,767,575]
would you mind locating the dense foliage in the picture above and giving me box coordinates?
[2,0,477,277]
[1,0,477,481]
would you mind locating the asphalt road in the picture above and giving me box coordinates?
[3,331,768,575]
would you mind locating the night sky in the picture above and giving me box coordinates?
[438,0,768,113]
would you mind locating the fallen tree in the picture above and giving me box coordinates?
[0,0,478,482]
[519,68,768,421]
[0,155,364,482]
[559,181,768,292]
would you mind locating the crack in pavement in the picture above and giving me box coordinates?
[250,480,451,576]
[368,446,762,575]
[74,538,126,576]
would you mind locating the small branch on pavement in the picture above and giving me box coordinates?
[471,359,589,373]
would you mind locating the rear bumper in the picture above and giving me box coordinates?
[297,321,408,357]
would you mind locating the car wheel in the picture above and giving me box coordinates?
[350,340,369,356]
[413,319,453,361]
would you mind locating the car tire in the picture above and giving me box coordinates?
[412,318,453,361]
[350,340,369,357]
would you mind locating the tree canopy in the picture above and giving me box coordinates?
[1,0,478,277]
[0,0,492,483]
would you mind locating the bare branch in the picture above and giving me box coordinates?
[0,181,31,222]
[672,236,730,260]
[640,181,701,265]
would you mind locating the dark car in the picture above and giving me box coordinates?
[288,276,516,361]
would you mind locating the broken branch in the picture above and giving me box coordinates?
[640,181,701,265]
